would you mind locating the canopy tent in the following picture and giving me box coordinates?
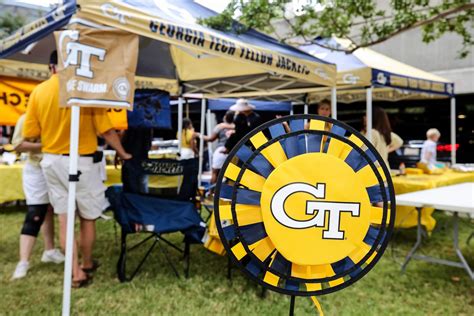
[299,37,456,163]
[0,3,337,314]
[1,0,336,102]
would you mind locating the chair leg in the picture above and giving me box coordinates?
[117,230,127,282]
[117,231,159,282]
[157,238,180,278]
[184,241,190,279]
[227,256,232,281]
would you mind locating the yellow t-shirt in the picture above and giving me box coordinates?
[178,128,195,149]
[23,74,113,155]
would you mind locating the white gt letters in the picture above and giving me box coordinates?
[270,183,360,240]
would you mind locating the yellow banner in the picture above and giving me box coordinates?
[0,75,127,128]
[0,76,38,126]
[77,0,336,87]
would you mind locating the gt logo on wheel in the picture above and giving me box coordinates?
[271,182,360,239]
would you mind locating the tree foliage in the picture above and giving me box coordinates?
[0,12,26,40]
[199,0,474,58]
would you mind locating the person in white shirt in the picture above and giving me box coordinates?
[420,128,441,168]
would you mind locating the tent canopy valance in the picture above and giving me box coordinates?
[0,0,337,102]
[300,37,454,103]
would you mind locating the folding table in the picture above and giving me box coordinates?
[396,182,474,280]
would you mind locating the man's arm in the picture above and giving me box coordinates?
[101,129,132,160]
[14,141,42,153]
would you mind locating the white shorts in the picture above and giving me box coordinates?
[212,146,228,169]
[22,163,49,205]
[180,148,195,160]
[40,154,110,220]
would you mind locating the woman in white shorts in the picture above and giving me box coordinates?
[202,111,235,184]
[11,115,64,280]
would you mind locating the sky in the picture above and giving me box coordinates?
[15,0,231,12]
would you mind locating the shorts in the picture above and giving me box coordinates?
[22,163,49,205]
[212,146,227,169]
[180,148,195,160]
[40,154,110,220]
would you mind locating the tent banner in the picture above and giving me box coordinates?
[55,25,139,108]
[0,76,128,128]
[128,89,171,129]
[372,69,454,96]
[77,0,336,86]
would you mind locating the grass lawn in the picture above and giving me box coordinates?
[1,205,473,315]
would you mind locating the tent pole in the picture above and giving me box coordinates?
[290,103,294,115]
[331,87,337,120]
[61,105,80,316]
[206,109,213,169]
[366,87,373,142]
[177,97,184,155]
[198,98,206,185]
[450,97,456,164]
[304,103,308,125]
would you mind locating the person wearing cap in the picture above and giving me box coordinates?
[229,98,261,131]
[11,114,65,280]
[23,51,132,287]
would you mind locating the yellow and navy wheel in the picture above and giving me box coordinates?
[214,114,395,296]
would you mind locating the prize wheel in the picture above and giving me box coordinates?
[214,114,395,296]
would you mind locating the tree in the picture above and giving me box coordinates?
[0,12,26,40]
[199,0,474,58]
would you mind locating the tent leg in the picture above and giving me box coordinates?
[450,97,456,165]
[198,99,206,186]
[206,109,213,168]
[331,87,337,120]
[61,105,80,316]
[177,97,184,155]
[366,87,373,142]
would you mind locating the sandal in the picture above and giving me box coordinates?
[72,274,93,289]
[82,260,101,274]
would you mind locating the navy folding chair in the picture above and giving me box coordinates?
[106,158,205,282]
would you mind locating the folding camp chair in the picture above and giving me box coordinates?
[106,158,205,282]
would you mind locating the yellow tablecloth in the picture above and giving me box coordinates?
[0,164,122,204]
[392,170,474,231]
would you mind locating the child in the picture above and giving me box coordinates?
[420,128,441,168]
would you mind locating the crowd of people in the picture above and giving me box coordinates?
[1,51,448,286]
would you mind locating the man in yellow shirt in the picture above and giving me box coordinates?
[23,51,131,287]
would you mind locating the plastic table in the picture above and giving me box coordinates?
[396,182,474,280]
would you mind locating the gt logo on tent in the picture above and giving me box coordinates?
[271,182,360,239]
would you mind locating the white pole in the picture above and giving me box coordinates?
[450,97,456,164]
[198,98,206,185]
[366,87,373,142]
[177,97,184,154]
[206,109,213,168]
[290,103,294,115]
[62,105,80,316]
[331,87,337,120]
